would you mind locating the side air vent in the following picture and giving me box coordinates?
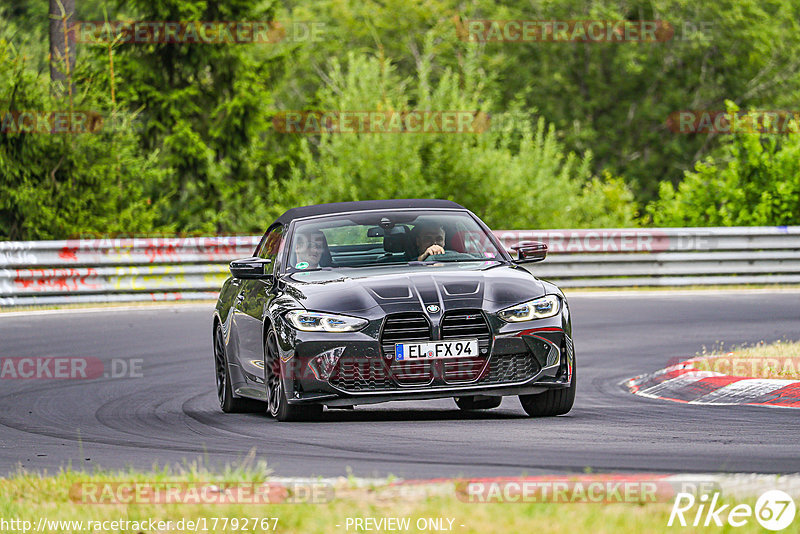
[480,353,540,384]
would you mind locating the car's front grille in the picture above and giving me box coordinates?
[328,353,539,392]
[329,356,392,391]
[440,310,491,347]
[381,313,433,385]
[328,310,539,393]
[480,353,541,384]
[440,310,491,383]
[441,358,489,384]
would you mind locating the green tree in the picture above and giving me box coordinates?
[271,43,637,229]
[289,0,800,204]
[464,0,800,201]
[0,38,170,240]
[108,0,286,233]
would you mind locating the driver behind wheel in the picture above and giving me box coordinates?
[413,220,446,261]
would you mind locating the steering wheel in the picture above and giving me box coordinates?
[422,250,476,261]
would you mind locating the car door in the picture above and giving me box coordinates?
[231,224,285,399]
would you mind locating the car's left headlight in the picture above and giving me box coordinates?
[497,295,561,322]
[285,310,368,332]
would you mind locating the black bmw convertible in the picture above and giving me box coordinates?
[213,199,575,421]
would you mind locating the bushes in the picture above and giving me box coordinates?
[647,104,800,226]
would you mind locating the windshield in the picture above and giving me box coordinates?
[286,210,506,271]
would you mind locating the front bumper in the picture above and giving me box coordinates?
[292,381,570,407]
[277,317,574,406]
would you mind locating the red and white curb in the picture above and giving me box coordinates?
[624,359,800,408]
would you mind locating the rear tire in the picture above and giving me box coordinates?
[265,327,323,422]
[214,323,263,413]
[519,357,576,417]
[454,396,502,410]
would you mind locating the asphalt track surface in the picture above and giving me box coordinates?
[1,291,799,478]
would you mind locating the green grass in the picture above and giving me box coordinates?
[0,464,785,533]
[693,339,800,379]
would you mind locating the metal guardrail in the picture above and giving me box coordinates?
[496,227,800,287]
[1,227,799,306]
[0,237,257,307]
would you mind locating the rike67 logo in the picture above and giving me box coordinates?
[668,490,796,531]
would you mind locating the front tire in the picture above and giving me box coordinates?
[519,357,576,417]
[265,327,322,422]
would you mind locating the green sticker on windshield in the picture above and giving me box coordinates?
[295,262,309,269]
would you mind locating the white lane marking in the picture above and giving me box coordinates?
[624,362,702,389]
[567,288,800,298]
[690,378,798,405]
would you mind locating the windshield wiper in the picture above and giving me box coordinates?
[288,266,335,273]
[407,258,507,266]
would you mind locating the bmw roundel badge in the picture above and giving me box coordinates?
[426,304,440,313]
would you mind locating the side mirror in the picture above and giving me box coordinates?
[230,257,273,279]
[511,241,547,263]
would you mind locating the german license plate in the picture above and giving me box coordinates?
[395,339,479,361]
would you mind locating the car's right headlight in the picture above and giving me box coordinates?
[497,295,561,322]
[285,310,368,332]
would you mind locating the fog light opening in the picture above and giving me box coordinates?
[307,346,346,380]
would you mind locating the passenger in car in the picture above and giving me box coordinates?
[294,229,330,268]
